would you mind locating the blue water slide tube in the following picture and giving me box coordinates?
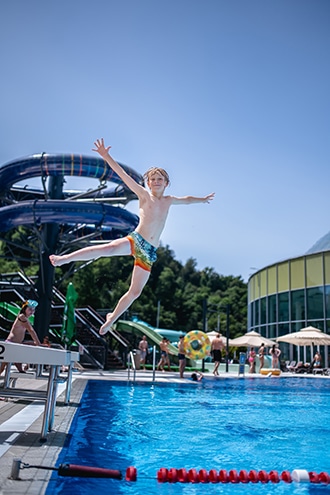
[0,153,144,195]
[8,185,127,202]
[0,200,139,233]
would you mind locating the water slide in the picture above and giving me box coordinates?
[0,200,138,234]
[116,320,179,356]
[0,153,142,235]
[0,302,24,321]
[0,153,143,194]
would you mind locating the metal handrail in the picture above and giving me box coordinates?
[128,351,136,382]
[152,345,156,382]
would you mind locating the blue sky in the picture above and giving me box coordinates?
[0,0,329,281]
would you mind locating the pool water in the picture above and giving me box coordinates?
[46,378,330,494]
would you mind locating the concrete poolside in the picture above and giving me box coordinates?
[0,367,329,494]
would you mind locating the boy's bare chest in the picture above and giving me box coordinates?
[144,197,170,218]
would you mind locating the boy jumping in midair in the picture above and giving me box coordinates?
[49,138,214,335]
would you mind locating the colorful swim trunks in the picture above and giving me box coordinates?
[127,231,157,272]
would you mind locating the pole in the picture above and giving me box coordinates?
[34,175,63,340]
[156,300,160,328]
[202,299,207,372]
[226,304,230,373]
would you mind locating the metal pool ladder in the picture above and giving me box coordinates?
[127,346,157,382]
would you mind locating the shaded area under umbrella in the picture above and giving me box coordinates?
[61,282,78,348]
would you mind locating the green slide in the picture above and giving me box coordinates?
[0,301,34,322]
[116,319,178,356]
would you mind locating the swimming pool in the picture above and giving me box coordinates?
[45,378,330,494]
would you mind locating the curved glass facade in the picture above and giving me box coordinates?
[248,251,330,365]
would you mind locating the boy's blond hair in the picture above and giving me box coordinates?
[143,167,170,186]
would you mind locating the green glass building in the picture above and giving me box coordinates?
[248,240,330,366]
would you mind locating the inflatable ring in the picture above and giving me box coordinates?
[183,331,211,360]
[260,368,281,376]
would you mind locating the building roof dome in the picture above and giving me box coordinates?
[306,231,330,254]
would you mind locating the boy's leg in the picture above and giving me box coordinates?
[49,237,131,266]
[179,359,183,378]
[100,265,150,335]
[180,358,186,378]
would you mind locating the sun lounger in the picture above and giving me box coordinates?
[286,360,296,372]
[312,367,329,376]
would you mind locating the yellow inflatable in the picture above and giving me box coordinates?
[183,331,211,360]
[260,368,281,376]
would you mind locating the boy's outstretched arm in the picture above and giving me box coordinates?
[92,138,145,197]
[171,192,215,205]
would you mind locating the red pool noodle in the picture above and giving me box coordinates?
[58,463,122,479]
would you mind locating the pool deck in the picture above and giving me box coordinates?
[0,367,329,494]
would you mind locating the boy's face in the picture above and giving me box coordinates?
[25,307,35,317]
[147,171,168,192]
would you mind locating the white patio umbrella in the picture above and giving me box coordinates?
[230,331,275,348]
[276,326,330,346]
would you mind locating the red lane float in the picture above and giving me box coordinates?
[198,469,209,483]
[258,470,269,483]
[309,471,319,483]
[281,470,292,483]
[177,468,188,483]
[156,468,330,484]
[188,468,199,483]
[157,468,168,482]
[229,469,239,483]
[168,468,178,482]
[319,472,330,484]
[125,466,137,481]
[248,470,259,483]
[209,469,218,483]
[219,469,228,483]
[239,470,249,483]
[269,470,280,483]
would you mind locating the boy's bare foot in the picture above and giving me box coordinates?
[99,313,113,335]
[49,254,65,267]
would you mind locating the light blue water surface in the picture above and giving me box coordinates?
[46,378,330,494]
